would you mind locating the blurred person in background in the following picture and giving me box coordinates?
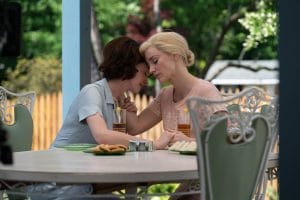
[126,15,156,44]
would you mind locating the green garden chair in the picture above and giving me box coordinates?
[0,86,35,152]
[2,104,34,152]
[0,87,35,199]
[186,87,278,200]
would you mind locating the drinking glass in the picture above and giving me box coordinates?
[177,107,191,137]
[113,107,126,133]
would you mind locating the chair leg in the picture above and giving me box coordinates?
[255,173,268,200]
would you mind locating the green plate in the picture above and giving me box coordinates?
[83,147,96,153]
[179,151,197,155]
[169,149,180,152]
[57,143,97,151]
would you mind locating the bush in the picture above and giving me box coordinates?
[147,183,179,200]
[1,57,61,94]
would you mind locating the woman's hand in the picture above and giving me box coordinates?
[119,95,137,113]
[169,132,195,145]
[154,130,175,150]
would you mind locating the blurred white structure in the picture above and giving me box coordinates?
[205,60,279,95]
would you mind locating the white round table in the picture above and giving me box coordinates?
[0,149,278,199]
[0,149,198,183]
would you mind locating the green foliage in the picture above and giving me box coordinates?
[239,0,277,51]
[1,57,61,94]
[93,0,141,45]
[8,0,142,57]
[1,0,62,88]
[147,183,179,200]
[267,185,279,200]
[160,0,278,76]
[1,0,278,92]
[13,0,62,58]
[160,0,245,58]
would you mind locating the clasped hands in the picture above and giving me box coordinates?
[118,93,137,113]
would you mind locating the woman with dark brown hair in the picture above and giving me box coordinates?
[52,36,172,149]
[23,36,174,199]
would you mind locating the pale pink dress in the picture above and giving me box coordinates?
[148,79,223,134]
[147,79,223,200]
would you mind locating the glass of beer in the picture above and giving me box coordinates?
[177,107,191,137]
[113,107,126,133]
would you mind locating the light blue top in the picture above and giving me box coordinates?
[52,79,115,147]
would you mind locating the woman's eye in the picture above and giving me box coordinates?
[148,57,158,65]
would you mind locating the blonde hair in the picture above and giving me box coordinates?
[139,32,195,66]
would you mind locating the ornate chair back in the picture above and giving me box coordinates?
[186,87,278,200]
[0,86,36,152]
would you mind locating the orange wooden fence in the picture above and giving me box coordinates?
[30,87,266,150]
[31,92,162,150]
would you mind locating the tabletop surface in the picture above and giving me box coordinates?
[0,149,278,184]
[0,149,198,183]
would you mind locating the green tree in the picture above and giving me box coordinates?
[1,0,277,93]
[1,57,61,94]
[1,0,142,93]
[93,0,141,45]
[0,0,62,88]
[238,0,277,59]
[159,0,277,78]
[14,0,62,58]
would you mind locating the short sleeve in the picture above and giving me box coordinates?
[77,85,104,122]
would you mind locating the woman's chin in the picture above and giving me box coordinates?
[158,78,166,84]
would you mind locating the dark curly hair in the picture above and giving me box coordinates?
[99,36,147,80]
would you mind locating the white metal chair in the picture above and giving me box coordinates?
[186,87,278,200]
[0,86,36,152]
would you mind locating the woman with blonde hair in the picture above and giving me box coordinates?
[122,31,224,200]
[125,31,223,143]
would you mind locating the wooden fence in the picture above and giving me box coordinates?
[29,87,261,150]
[17,87,270,151]
[31,92,163,150]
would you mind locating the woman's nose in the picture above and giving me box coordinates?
[149,65,155,73]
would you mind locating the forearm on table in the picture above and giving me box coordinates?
[93,130,138,146]
[87,113,138,146]
[126,112,159,136]
[125,113,141,134]
[93,127,167,150]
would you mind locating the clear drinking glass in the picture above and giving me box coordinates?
[177,107,191,137]
[113,107,127,133]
